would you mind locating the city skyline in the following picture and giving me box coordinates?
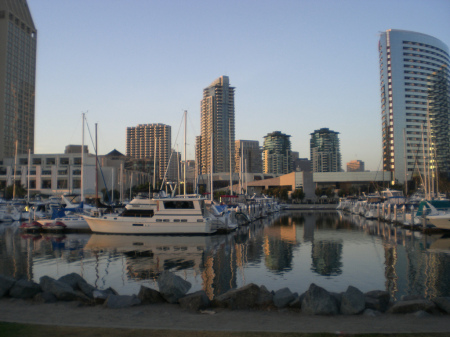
[26,0,450,171]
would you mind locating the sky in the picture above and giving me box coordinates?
[27,0,450,171]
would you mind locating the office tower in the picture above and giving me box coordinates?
[198,76,235,174]
[310,128,341,172]
[126,123,171,182]
[0,0,37,162]
[235,140,262,173]
[379,29,450,182]
[262,131,292,174]
[347,160,365,172]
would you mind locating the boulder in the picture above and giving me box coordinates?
[340,286,365,315]
[34,292,58,303]
[301,283,339,315]
[179,291,210,311]
[157,271,191,304]
[93,288,118,304]
[58,273,85,289]
[330,292,343,308]
[212,283,261,310]
[9,279,41,299]
[255,285,274,308]
[138,285,165,304]
[273,288,296,308]
[401,294,425,301]
[365,290,390,312]
[0,274,15,297]
[58,273,95,298]
[39,276,89,302]
[104,294,141,309]
[431,297,450,314]
[388,299,436,314]
[363,308,381,317]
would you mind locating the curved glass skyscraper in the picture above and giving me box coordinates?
[379,29,450,183]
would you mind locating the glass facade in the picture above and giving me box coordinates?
[379,29,450,183]
[0,0,37,161]
[310,128,341,173]
[262,131,292,174]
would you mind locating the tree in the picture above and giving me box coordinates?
[291,188,305,203]
[5,183,27,200]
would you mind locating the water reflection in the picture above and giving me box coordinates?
[0,212,449,301]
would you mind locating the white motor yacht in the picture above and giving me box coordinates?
[83,196,218,234]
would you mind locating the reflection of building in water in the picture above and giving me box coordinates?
[202,236,237,299]
[302,212,315,242]
[311,240,343,276]
[0,226,32,280]
[263,216,298,272]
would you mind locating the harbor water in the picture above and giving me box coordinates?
[0,211,449,301]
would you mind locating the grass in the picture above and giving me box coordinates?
[0,323,449,337]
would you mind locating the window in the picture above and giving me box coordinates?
[32,158,41,165]
[41,179,51,189]
[163,201,195,209]
[46,158,55,165]
[57,179,68,189]
[73,179,81,188]
[60,158,69,165]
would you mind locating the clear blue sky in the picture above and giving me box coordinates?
[28,0,450,171]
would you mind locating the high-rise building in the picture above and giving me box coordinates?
[0,0,37,162]
[235,140,262,173]
[198,76,235,174]
[126,123,171,182]
[310,128,341,172]
[347,160,365,172]
[262,131,292,174]
[379,29,450,182]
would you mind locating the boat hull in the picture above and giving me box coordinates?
[426,215,450,230]
[83,215,216,234]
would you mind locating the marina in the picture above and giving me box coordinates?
[1,210,449,301]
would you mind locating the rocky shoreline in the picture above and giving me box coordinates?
[1,272,449,318]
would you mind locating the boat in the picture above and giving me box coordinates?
[83,196,219,234]
[19,221,42,232]
[41,221,67,232]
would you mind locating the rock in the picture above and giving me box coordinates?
[58,273,85,289]
[412,310,432,317]
[9,279,41,299]
[255,285,273,308]
[388,299,436,314]
[212,283,261,310]
[138,285,165,304]
[341,286,365,315]
[157,271,191,304]
[104,294,141,309]
[0,274,15,297]
[273,288,296,308]
[330,292,343,308]
[431,297,450,314]
[39,276,89,302]
[93,288,118,304]
[363,308,381,317]
[34,291,58,303]
[365,290,390,312]
[58,273,95,298]
[179,291,210,311]
[77,281,96,299]
[301,283,339,315]
[288,295,302,309]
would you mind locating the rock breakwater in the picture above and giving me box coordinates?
[1,273,449,316]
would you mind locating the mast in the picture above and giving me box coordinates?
[184,110,187,197]
[81,112,85,203]
[403,129,407,196]
[95,123,98,203]
[229,119,233,195]
[210,132,213,202]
